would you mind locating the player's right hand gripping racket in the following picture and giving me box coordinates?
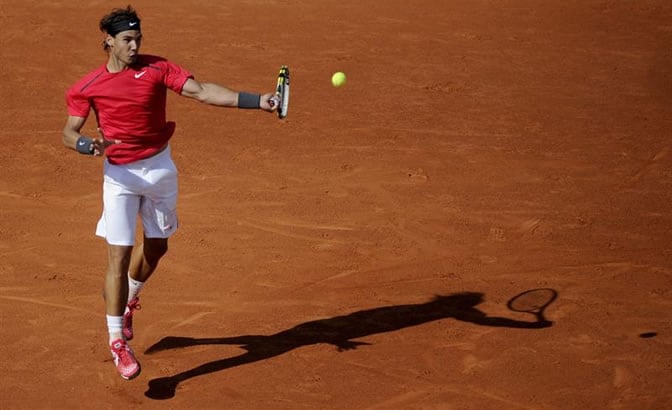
[275,65,290,119]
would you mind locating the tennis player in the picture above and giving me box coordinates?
[63,6,278,380]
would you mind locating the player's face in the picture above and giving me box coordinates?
[108,30,142,65]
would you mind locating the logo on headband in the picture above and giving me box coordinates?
[108,19,141,36]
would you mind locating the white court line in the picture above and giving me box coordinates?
[0,295,92,313]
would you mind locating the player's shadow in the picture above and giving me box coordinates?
[144,291,556,400]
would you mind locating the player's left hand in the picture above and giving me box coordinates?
[92,128,121,156]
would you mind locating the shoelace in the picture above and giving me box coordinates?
[126,300,142,325]
[128,299,142,313]
[113,343,134,364]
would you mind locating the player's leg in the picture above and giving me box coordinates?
[122,236,168,340]
[102,244,142,380]
[122,146,178,341]
[104,244,134,337]
[97,164,143,380]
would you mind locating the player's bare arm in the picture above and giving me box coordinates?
[63,115,119,156]
[180,78,277,112]
[62,115,87,148]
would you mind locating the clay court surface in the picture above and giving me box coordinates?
[1,0,671,408]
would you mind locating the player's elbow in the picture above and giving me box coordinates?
[181,79,210,104]
[183,89,209,104]
[195,91,210,104]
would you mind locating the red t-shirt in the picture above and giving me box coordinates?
[66,55,193,164]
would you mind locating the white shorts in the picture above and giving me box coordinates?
[96,146,178,246]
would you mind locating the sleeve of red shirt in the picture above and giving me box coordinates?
[163,60,194,94]
[65,85,91,117]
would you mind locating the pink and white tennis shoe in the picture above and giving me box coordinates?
[110,338,141,380]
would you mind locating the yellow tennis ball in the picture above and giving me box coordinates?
[331,72,346,87]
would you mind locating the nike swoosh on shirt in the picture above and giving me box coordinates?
[134,71,147,79]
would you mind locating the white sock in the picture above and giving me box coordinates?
[107,315,123,345]
[127,275,145,303]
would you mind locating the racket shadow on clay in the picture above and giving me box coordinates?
[507,288,558,324]
[143,290,556,400]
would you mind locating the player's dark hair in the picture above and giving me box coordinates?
[99,5,141,50]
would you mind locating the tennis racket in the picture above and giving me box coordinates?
[275,65,290,119]
[507,288,557,322]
